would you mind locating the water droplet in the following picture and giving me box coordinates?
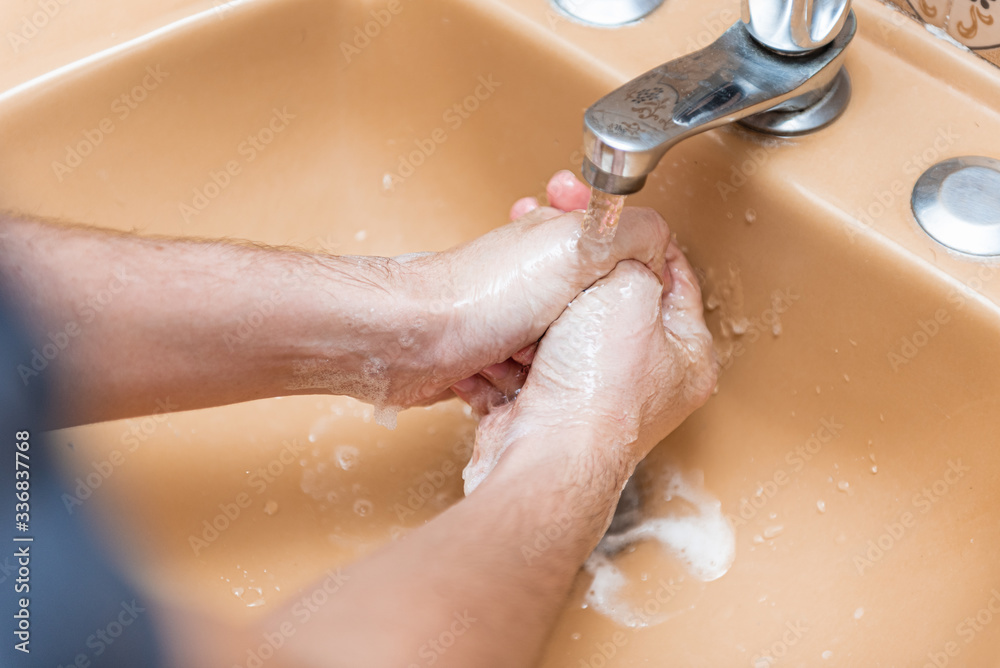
[745,208,757,223]
[763,525,783,539]
[571,632,582,641]
[837,480,850,492]
[354,230,367,241]
[871,465,879,474]
[353,499,373,516]
[816,499,826,513]
[336,445,360,471]
[263,500,279,516]
[822,650,833,660]
[854,607,864,619]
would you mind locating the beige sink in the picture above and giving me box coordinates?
[3,0,1000,665]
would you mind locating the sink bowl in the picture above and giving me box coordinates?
[3,0,1000,665]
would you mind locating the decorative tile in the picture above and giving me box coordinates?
[907,0,952,27]
[946,0,1000,49]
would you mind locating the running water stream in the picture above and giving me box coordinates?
[581,188,626,238]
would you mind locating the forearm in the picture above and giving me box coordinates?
[0,215,437,427]
[274,432,628,668]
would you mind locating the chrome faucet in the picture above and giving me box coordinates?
[581,0,856,195]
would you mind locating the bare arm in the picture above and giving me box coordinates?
[244,251,715,668]
[0,198,668,428]
[0,215,435,427]
[291,435,625,668]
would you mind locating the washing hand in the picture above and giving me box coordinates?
[456,176,717,495]
[386,171,672,407]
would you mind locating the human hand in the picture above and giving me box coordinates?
[387,172,671,408]
[460,245,717,495]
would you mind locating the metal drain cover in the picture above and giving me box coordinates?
[912,156,1000,257]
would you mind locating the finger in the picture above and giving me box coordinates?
[511,343,537,366]
[480,359,528,400]
[661,241,712,344]
[509,197,540,221]
[577,207,671,279]
[409,387,459,407]
[451,375,507,417]
[512,205,565,226]
[546,170,591,212]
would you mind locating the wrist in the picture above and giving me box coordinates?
[278,252,445,406]
[484,408,634,502]
[478,424,632,551]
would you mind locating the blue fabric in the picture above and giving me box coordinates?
[0,293,164,668]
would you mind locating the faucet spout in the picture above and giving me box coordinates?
[581,10,856,195]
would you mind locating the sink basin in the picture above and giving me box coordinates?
[3,0,1000,665]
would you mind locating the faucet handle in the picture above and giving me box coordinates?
[742,0,851,54]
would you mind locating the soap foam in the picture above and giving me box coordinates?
[287,357,400,430]
[584,468,735,628]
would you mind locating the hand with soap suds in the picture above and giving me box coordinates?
[387,177,673,410]
[455,171,717,493]
[462,243,716,495]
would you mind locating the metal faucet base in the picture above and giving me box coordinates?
[739,67,852,137]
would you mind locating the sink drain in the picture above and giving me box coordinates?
[912,156,1000,257]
